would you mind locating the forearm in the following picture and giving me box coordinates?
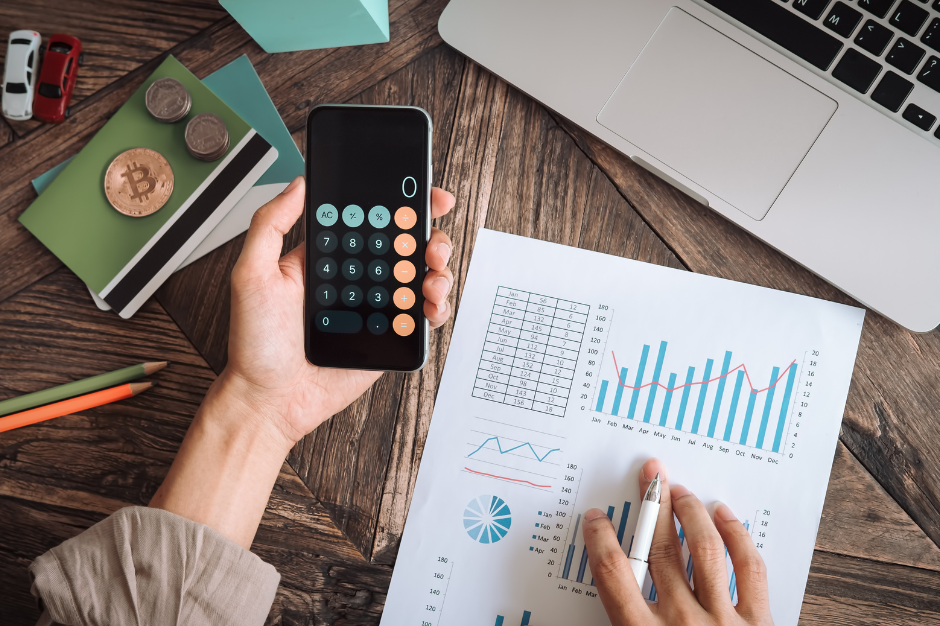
[149,370,295,549]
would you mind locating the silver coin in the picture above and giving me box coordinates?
[185,113,230,161]
[145,78,191,123]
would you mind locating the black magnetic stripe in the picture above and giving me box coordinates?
[104,132,271,312]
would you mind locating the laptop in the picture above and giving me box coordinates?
[439,0,940,332]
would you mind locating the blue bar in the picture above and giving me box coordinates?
[772,364,798,452]
[596,380,609,412]
[707,351,733,438]
[739,382,759,445]
[649,584,657,601]
[675,367,695,430]
[723,370,745,441]
[756,367,780,449]
[616,501,632,545]
[686,555,694,581]
[627,345,651,420]
[562,544,576,579]
[627,535,634,556]
[495,617,504,626]
[611,368,628,416]
[643,341,668,423]
[678,526,685,545]
[562,513,581,579]
[521,611,532,626]
[660,373,678,426]
[576,546,589,583]
[691,359,714,434]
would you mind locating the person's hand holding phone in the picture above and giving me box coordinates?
[222,176,456,451]
[583,459,774,626]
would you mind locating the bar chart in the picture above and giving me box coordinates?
[593,341,801,453]
[493,610,533,626]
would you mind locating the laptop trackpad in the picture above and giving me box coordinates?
[597,8,836,220]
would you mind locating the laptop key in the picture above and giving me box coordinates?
[824,2,863,37]
[856,20,895,55]
[794,0,834,20]
[923,19,940,53]
[858,0,898,19]
[933,0,940,9]
[871,70,915,110]
[832,48,884,92]
[890,0,930,36]
[703,0,844,70]
[902,103,936,129]
[886,37,927,73]
[917,55,940,92]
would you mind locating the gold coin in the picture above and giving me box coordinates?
[104,148,174,217]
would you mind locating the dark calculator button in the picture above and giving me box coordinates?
[933,0,940,10]
[702,0,843,70]
[855,20,895,56]
[832,49,883,92]
[922,18,940,53]
[342,231,364,254]
[890,0,929,36]
[902,102,937,128]
[315,283,337,306]
[871,70,915,110]
[367,286,389,308]
[316,231,338,253]
[315,311,363,334]
[316,257,338,280]
[340,285,364,307]
[886,37,926,73]
[368,233,391,255]
[857,0,897,19]
[793,0,833,20]
[367,313,389,335]
[824,2,863,38]
[368,259,390,282]
[341,258,364,280]
[918,55,940,91]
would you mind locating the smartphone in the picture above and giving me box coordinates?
[304,104,432,371]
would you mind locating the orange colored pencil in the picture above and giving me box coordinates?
[0,382,154,434]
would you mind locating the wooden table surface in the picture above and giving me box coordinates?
[3,1,940,624]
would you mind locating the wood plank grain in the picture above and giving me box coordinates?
[0,269,393,625]
[550,115,940,552]
[0,0,227,137]
[372,60,509,563]
[0,118,12,147]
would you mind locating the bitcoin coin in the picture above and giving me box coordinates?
[104,148,174,217]
[145,78,191,123]
[185,113,230,162]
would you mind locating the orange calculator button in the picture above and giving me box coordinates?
[394,260,416,283]
[393,287,416,309]
[394,233,416,256]
[395,206,417,230]
[393,314,415,336]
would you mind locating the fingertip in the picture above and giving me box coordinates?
[584,508,609,523]
[714,502,737,522]
[670,484,693,500]
[641,458,668,483]
[282,175,304,195]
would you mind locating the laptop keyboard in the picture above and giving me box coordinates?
[702,0,940,141]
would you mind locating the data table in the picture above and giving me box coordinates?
[472,287,590,415]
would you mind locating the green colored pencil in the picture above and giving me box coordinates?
[0,361,168,417]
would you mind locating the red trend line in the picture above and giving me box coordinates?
[611,352,796,395]
[464,467,552,489]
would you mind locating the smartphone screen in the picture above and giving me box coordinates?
[305,105,431,371]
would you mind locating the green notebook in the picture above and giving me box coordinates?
[19,55,277,318]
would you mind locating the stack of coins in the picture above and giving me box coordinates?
[184,113,230,162]
[144,78,191,123]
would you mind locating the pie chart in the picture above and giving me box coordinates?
[463,495,512,544]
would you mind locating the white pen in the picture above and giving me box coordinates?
[628,472,661,587]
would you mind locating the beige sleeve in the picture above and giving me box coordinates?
[29,506,280,626]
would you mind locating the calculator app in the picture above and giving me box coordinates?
[305,106,429,370]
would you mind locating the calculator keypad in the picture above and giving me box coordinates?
[313,203,422,336]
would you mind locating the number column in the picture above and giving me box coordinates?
[473,288,531,404]
[535,300,589,414]
[506,295,556,409]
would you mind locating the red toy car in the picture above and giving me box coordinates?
[33,33,82,123]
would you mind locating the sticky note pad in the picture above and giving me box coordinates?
[221,0,389,53]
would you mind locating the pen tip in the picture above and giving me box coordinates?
[653,472,660,481]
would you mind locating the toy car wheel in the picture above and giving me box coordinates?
[78,52,84,66]
[65,107,71,119]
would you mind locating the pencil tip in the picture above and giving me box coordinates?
[130,381,155,395]
[143,361,170,375]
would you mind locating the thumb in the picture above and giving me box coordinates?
[583,508,651,625]
[238,176,305,271]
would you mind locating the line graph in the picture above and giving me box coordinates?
[467,437,560,462]
[463,467,552,489]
